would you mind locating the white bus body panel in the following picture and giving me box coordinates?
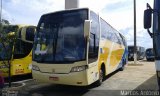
[32,61,99,86]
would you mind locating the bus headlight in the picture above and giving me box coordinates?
[28,64,32,70]
[32,65,40,71]
[70,65,88,72]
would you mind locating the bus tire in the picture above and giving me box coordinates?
[156,71,160,90]
[95,68,104,86]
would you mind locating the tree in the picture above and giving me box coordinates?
[2,19,10,25]
[0,24,15,87]
[0,19,10,34]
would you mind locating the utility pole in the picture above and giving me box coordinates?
[134,0,137,64]
[0,0,2,23]
[65,0,79,9]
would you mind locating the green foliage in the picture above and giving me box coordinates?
[2,19,10,25]
[0,24,15,61]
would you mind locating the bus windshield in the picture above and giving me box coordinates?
[154,4,160,59]
[128,46,134,53]
[146,48,154,55]
[33,9,88,63]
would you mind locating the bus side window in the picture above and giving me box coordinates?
[89,33,96,56]
[88,11,100,63]
[116,33,123,45]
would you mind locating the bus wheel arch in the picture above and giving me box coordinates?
[95,63,106,86]
[101,63,106,78]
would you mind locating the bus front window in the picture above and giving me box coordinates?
[33,9,88,63]
[128,46,134,53]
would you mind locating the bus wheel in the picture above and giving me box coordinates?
[95,69,104,86]
[156,71,160,90]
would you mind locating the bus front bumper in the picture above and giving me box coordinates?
[32,70,91,86]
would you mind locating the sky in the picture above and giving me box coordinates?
[3,0,153,49]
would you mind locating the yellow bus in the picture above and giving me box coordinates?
[32,8,128,86]
[0,25,36,77]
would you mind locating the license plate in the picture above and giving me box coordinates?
[15,69,24,74]
[49,77,59,81]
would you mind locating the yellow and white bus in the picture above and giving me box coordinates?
[32,8,128,86]
[0,25,36,77]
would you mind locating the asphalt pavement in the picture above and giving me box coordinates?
[1,60,159,96]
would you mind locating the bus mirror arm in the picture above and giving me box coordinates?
[144,3,154,38]
[147,29,153,38]
[144,3,160,38]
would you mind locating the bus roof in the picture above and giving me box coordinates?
[41,8,89,17]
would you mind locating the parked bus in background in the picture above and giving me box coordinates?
[32,8,128,86]
[0,25,36,77]
[146,48,155,61]
[144,0,160,86]
[128,46,145,61]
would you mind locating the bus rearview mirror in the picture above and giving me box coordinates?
[144,9,152,29]
[84,20,91,39]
